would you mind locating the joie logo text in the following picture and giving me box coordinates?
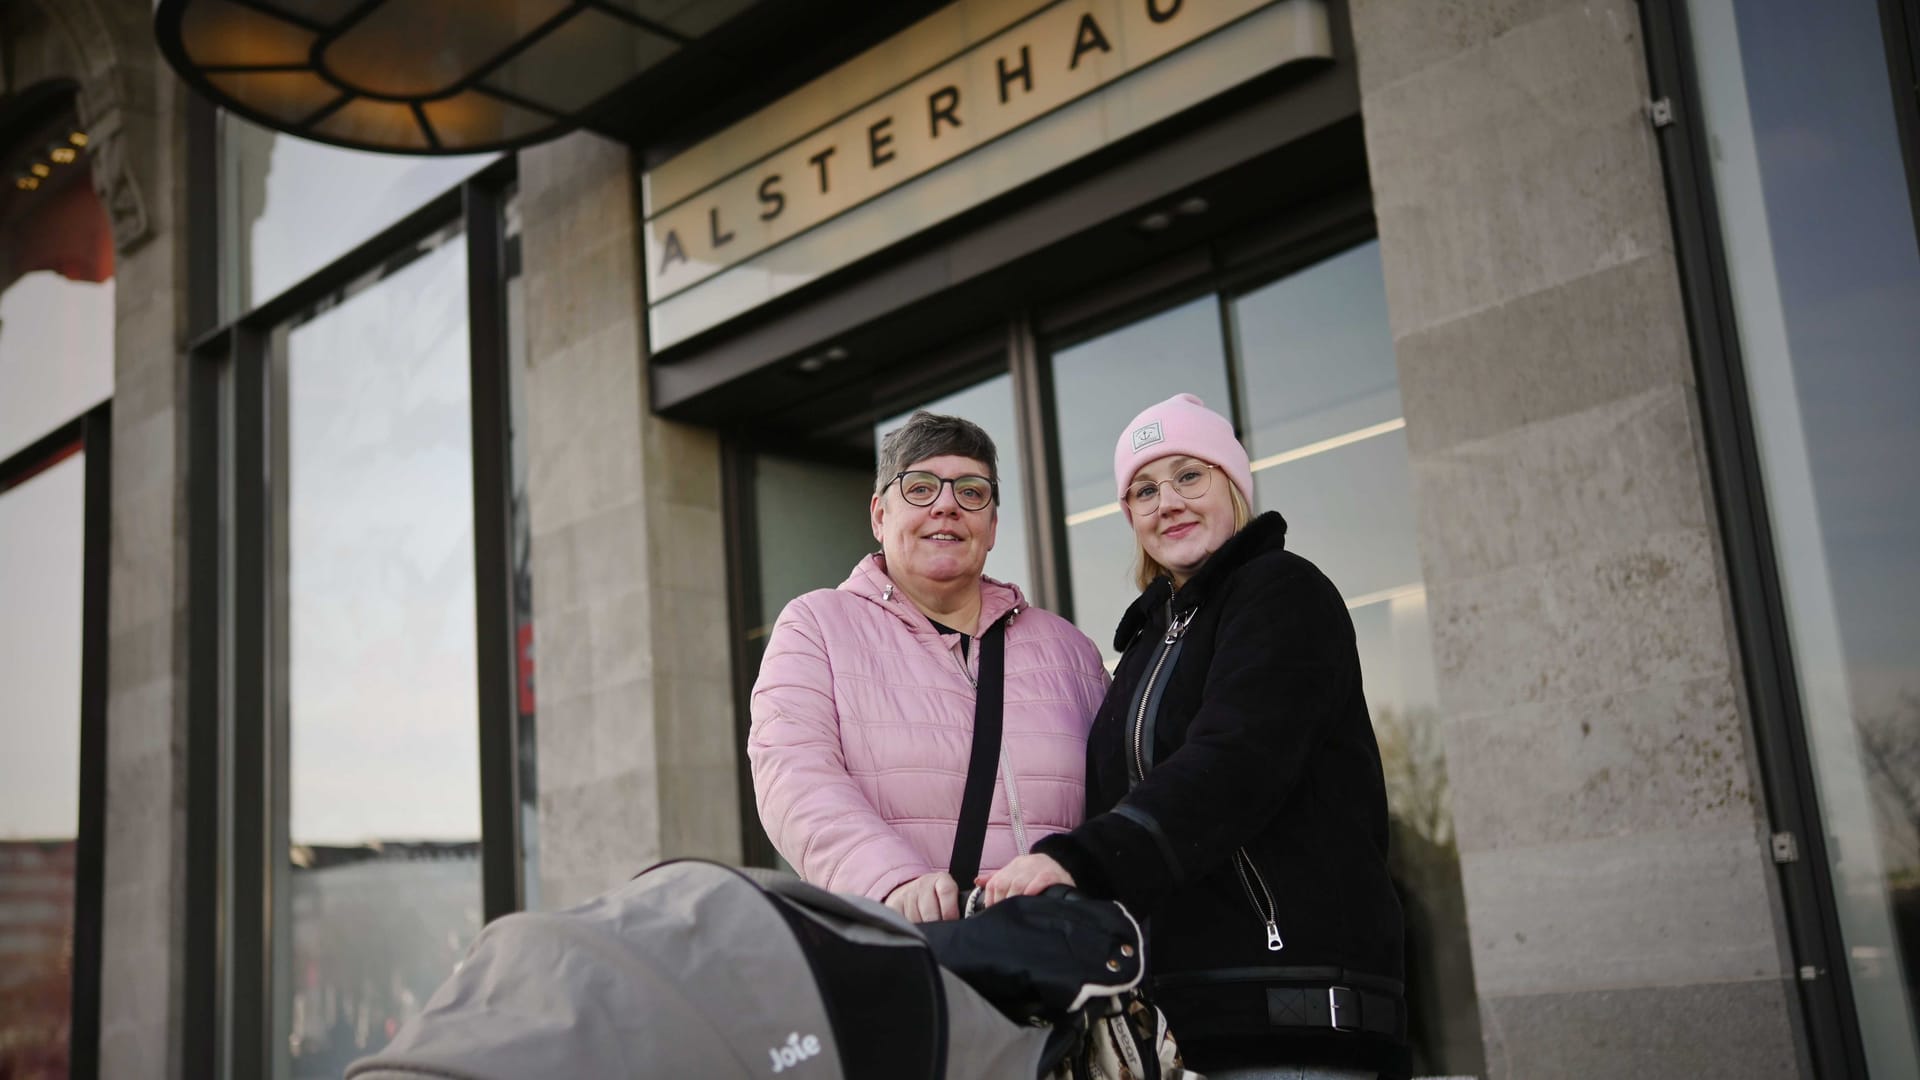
[769,1031,822,1073]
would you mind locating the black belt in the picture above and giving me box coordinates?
[1266,985,1403,1039]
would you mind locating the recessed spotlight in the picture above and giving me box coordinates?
[16,176,40,191]
[69,131,89,147]
[1137,211,1173,232]
[29,162,50,178]
[1174,196,1209,216]
[49,146,76,164]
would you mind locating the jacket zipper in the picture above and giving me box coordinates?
[1129,600,1281,952]
[1234,849,1283,951]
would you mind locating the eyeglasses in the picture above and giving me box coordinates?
[1124,463,1215,512]
[886,470,998,511]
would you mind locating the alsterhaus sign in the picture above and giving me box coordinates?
[642,0,1330,339]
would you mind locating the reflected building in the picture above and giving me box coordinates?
[1,1,1917,1078]
[282,842,482,1080]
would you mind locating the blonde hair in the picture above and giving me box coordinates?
[1131,482,1255,591]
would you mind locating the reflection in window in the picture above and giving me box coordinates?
[275,231,480,1078]
[0,95,114,460]
[503,188,540,910]
[0,452,86,1079]
[1051,297,1232,659]
[876,371,1031,594]
[221,112,493,313]
[1690,0,1920,1068]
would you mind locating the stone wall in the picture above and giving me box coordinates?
[1350,1,1807,1075]
[517,132,739,910]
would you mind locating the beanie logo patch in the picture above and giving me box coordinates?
[1130,421,1164,454]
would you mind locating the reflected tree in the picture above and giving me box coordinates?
[1858,692,1920,881]
[1372,705,1484,1078]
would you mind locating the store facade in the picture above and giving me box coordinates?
[2,0,1917,1077]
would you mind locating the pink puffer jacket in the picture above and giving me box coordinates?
[749,555,1108,902]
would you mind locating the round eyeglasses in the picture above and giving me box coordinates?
[1125,463,1216,512]
[887,470,998,511]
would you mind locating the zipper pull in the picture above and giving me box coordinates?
[1164,607,1197,644]
[1265,920,1284,952]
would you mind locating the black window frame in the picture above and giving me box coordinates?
[1879,0,1920,258]
[1639,1,1920,1075]
[183,94,527,1080]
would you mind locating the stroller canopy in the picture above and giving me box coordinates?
[346,860,1075,1080]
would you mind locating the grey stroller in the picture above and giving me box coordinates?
[345,858,1163,1079]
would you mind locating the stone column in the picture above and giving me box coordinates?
[73,0,190,1075]
[518,133,739,910]
[1351,1,1806,1075]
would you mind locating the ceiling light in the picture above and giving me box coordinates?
[29,162,50,178]
[151,0,751,155]
[49,146,77,164]
[16,176,40,191]
[1137,211,1173,232]
[1175,196,1209,216]
[68,131,88,147]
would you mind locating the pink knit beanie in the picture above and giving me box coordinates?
[1113,393,1254,513]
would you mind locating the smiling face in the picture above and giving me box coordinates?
[1127,454,1238,587]
[870,454,998,595]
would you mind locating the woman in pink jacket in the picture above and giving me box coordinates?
[748,411,1108,922]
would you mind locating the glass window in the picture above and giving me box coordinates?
[221,112,493,313]
[1232,242,1421,615]
[876,371,1032,595]
[0,452,86,1079]
[273,229,481,1078]
[1050,296,1232,661]
[1689,0,1920,1068]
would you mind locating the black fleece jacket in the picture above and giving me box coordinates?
[1034,513,1409,1077]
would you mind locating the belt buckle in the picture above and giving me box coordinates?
[1328,986,1359,1032]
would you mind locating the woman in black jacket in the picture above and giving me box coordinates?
[981,393,1409,1079]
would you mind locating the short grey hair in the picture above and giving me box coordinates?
[874,411,999,495]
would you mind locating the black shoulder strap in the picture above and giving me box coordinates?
[948,614,1010,890]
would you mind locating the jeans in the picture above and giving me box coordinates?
[1205,1060,1374,1068]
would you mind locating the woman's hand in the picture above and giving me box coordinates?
[884,871,962,922]
[977,854,1075,907]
